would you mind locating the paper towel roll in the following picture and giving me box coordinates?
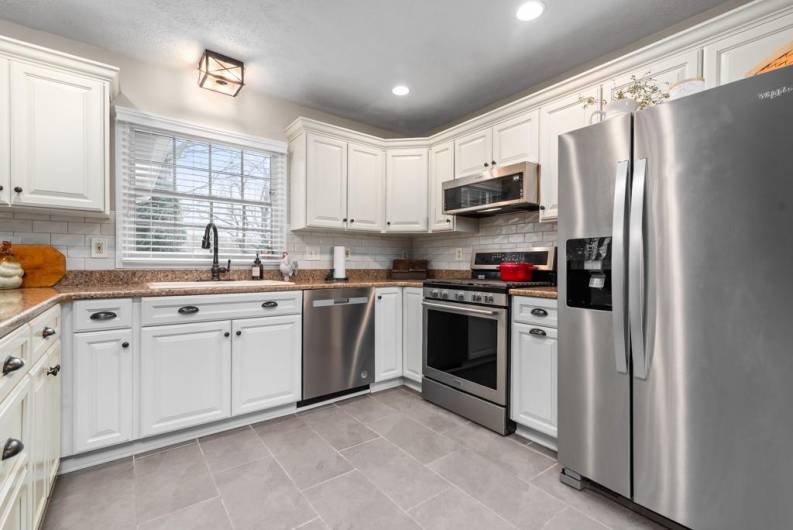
[333,246,346,279]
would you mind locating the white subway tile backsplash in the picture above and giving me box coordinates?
[66,222,102,235]
[33,221,68,233]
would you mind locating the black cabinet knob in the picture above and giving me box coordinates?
[446,219,451,223]
[377,295,382,300]
[387,221,391,226]
[539,205,546,211]
[530,308,548,317]
[121,342,130,349]
[42,327,56,338]
[2,439,23,461]
[0,185,3,191]
[224,332,230,337]
[492,160,497,165]
[2,357,24,376]
[342,218,348,222]
[483,162,489,167]
[13,186,22,193]
[47,365,61,376]
[529,328,547,337]
[235,330,242,336]
[350,219,355,223]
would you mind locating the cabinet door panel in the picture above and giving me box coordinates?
[454,129,492,178]
[347,143,385,231]
[492,111,539,167]
[402,287,423,383]
[73,329,132,453]
[429,142,454,231]
[140,321,231,436]
[610,49,700,100]
[510,323,557,437]
[539,87,601,221]
[306,133,348,229]
[385,148,428,232]
[30,343,60,529]
[0,58,8,207]
[231,315,301,415]
[10,61,106,212]
[375,288,403,382]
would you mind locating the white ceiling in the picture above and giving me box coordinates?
[0,0,739,135]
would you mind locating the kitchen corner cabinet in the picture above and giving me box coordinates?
[385,148,428,232]
[539,87,601,221]
[347,142,385,231]
[375,287,403,382]
[402,287,423,383]
[305,133,349,229]
[140,321,232,437]
[231,315,301,415]
[429,142,477,233]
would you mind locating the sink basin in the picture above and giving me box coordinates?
[147,280,294,289]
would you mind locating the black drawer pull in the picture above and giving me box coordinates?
[47,365,61,376]
[42,327,56,338]
[121,342,130,349]
[261,301,278,309]
[2,357,24,376]
[178,306,200,315]
[90,311,117,321]
[2,439,23,460]
[529,328,547,337]
[530,308,548,317]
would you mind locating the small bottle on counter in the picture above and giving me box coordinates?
[251,252,263,280]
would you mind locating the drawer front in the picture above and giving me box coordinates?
[0,377,30,498]
[141,291,302,326]
[512,296,558,328]
[29,305,61,364]
[0,326,31,405]
[73,299,133,332]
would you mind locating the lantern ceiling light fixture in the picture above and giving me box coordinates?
[197,50,245,96]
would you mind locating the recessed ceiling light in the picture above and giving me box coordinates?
[516,0,545,21]
[392,85,410,96]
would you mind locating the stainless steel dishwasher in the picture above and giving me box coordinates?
[302,287,375,402]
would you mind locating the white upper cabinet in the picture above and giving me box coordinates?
[0,57,8,207]
[610,49,701,100]
[386,148,428,232]
[492,110,540,167]
[539,86,601,221]
[429,142,454,231]
[704,10,793,87]
[454,128,492,178]
[347,142,385,231]
[306,133,348,229]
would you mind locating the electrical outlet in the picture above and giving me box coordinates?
[90,237,108,258]
[305,246,320,261]
[345,248,351,258]
[455,248,463,261]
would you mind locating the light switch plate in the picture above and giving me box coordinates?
[305,246,320,261]
[90,237,108,258]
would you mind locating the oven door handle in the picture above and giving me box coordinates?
[422,301,498,316]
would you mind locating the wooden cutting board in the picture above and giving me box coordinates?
[11,245,66,288]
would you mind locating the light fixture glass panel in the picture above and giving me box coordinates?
[198,50,245,96]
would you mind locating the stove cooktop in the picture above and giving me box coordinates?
[423,278,554,292]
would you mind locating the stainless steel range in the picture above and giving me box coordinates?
[421,248,555,434]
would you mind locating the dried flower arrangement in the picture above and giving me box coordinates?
[579,72,670,110]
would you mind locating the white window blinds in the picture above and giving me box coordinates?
[116,118,287,266]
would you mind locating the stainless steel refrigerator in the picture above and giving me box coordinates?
[557,65,793,530]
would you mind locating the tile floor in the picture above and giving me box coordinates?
[42,387,662,530]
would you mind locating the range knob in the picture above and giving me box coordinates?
[440,291,449,299]
[472,294,483,302]
[431,289,439,297]
[484,295,495,304]
[455,292,465,301]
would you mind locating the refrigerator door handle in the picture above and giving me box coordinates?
[611,160,630,374]
[629,158,648,379]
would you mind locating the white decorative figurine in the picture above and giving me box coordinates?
[279,251,298,282]
[0,242,24,290]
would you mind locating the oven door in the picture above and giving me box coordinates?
[422,300,508,405]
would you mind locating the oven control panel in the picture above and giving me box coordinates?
[423,288,507,307]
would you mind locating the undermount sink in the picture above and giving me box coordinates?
[147,280,294,289]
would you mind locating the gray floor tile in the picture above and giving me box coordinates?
[137,497,233,530]
[541,507,610,530]
[303,470,420,530]
[430,449,565,529]
[337,394,401,424]
[526,441,558,460]
[377,390,467,433]
[255,419,352,489]
[368,413,459,464]
[199,426,269,475]
[215,456,316,530]
[341,437,449,510]
[134,442,218,523]
[408,488,514,530]
[300,406,380,450]
[50,457,134,502]
[531,465,664,530]
[294,518,329,529]
[445,422,556,482]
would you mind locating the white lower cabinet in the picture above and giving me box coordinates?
[231,315,301,415]
[30,343,60,529]
[374,288,403,382]
[402,287,423,383]
[510,297,559,440]
[140,321,232,437]
[0,467,29,530]
[72,329,133,452]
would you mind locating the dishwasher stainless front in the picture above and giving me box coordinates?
[302,287,375,402]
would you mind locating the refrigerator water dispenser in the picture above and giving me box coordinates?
[566,237,612,311]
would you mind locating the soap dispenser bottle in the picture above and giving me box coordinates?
[251,252,263,280]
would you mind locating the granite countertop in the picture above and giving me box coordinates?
[508,286,558,299]
[0,279,424,339]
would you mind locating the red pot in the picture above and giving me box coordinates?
[498,262,535,282]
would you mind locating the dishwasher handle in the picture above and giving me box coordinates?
[312,296,369,308]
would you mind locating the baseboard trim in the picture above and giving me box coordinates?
[515,424,558,451]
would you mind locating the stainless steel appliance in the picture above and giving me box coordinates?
[443,161,540,217]
[422,248,555,434]
[302,288,374,402]
[558,66,793,530]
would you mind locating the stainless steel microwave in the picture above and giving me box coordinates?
[442,161,540,218]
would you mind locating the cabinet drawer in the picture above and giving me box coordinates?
[0,326,31,404]
[141,291,302,326]
[512,296,558,328]
[29,305,61,364]
[73,298,133,332]
[0,378,30,498]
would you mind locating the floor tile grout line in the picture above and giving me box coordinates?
[195,434,237,530]
[291,516,323,530]
[134,496,225,530]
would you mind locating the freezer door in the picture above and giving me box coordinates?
[632,66,793,529]
[558,113,632,498]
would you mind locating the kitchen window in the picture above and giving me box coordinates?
[115,109,287,267]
